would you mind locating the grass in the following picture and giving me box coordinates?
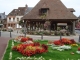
[3,40,80,60]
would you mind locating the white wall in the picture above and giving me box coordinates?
[7,16,23,29]
[16,16,23,28]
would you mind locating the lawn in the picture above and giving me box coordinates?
[3,40,80,60]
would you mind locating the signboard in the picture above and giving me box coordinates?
[57,23,67,26]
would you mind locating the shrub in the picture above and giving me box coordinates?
[2,28,7,31]
[8,29,13,32]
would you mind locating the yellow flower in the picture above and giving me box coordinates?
[71,44,78,47]
[26,36,30,38]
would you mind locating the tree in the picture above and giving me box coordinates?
[19,20,27,37]
[44,20,50,30]
[76,22,80,28]
[19,20,24,27]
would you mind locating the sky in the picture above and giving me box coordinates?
[0,0,80,17]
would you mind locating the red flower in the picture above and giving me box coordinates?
[78,47,80,51]
[12,46,17,50]
[41,44,48,51]
[12,42,48,56]
[28,38,33,41]
[70,39,76,44]
[21,37,28,42]
[34,42,40,46]
[53,40,61,45]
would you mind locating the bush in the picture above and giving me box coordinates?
[2,28,7,31]
[8,29,13,32]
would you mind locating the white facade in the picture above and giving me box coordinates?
[16,16,23,28]
[7,16,23,29]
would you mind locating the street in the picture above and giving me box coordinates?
[0,31,80,43]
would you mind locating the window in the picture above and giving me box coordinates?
[13,18,15,21]
[9,17,11,22]
[15,10,17,11]
[17,13,18,15]
[9,17,11,20]
[19,10,20,11]
[11,24,13,27]
[39,8,49,15]
[17,18,19,21]
[0,15,1,19]
[41,9,47,13]
[0,21,2,23]
[8,24,10,26]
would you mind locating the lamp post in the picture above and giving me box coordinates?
[60,31,62,44]
[41,32,43,40]
[8,27,13,38]
[10,31,12,38]
[9,29,12,38]
[60,32,62,40]
[79,35,80,42]
[24,21,27,37]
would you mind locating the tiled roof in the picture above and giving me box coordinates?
[0,12,6,20]
[23,0,77,20]
[8,7,26,16]
[25,7,33,15]
[78,16,80,19]
[8,6,33,16]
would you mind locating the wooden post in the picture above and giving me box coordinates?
[72,21,75,34]
[38,22,39,30]
[30,22,31,31]
[32,22,33,31]
[24,20,27,37]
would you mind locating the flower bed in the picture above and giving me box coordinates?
[27,30,70,36]
[3,37,80,60]
[12,43,48,56]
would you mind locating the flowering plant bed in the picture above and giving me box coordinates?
[3,38,80,60]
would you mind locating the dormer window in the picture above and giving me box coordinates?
[15,10,17,11]
[19,10,20,11]
[39,8,49,15]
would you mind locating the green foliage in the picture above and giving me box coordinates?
[8,29,13,32]
[27,30,70,36]
[40,13,46,19]
[19,20,24,27]
[2,28,7,31]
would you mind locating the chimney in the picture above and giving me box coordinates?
[25,4,28,8]
[4,12,5,15]
[24,4,28,15]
